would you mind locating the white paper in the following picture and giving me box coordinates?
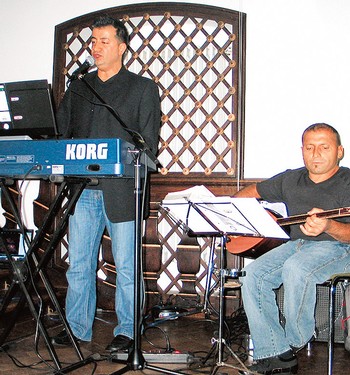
[162,196,290,239]
[163,184,216,201]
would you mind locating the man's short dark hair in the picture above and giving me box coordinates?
[302,123,342,146]
[92,16,129,46]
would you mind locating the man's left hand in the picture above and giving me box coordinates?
[300,208,329,237]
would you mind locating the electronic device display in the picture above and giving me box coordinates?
[0,84,11,127]
[0,79,58,139]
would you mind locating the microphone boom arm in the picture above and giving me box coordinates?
[79,75,159,165]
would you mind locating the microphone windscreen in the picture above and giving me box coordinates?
[85,55,95,67]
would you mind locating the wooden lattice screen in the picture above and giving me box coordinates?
[52,2,246,309]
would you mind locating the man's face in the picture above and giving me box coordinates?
[91,25,126,73]
[302,128,344,182]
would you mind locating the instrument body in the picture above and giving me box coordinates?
[227,207,350,258]
[0,138,156,178]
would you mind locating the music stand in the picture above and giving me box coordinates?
[162,198,290,374]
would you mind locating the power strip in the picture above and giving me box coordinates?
[110,351,195,364]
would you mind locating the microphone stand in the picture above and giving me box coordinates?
[76,76,184,374]
[110,148,185,375]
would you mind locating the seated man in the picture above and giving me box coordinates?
[235,123,350,374]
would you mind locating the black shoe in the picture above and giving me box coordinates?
[239,350,298,374]
[105,335,134,352]
[291,330,317,354]
[51,329,81,347]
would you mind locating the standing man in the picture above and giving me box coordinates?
[52,16,161,352]
[235,123,350,374]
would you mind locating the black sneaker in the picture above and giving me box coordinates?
[51,329,81,347]
[239,350,298,374]
[105,334,134,353]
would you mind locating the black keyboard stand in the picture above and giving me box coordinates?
[0,176,96,373]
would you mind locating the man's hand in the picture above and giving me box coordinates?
[300,208,329,237]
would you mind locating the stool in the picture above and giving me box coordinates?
[325,273,350,375]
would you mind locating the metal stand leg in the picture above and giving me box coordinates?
[203,237,217,315]
[200,235,248,375]
[326,275,350,375]
[328,278,337,375]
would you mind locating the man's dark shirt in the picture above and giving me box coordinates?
[56,67,161,222]
[257,166,350,241]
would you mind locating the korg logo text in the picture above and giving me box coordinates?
[66,143,108,160]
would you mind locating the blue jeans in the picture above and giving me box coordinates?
[240,240,350,360]
[65,189,135,341]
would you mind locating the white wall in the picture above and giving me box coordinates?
[242,0,350,177]
[1,0,349,178]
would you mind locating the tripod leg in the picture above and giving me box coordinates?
[216,236,226,364]
[203,237,217,315]
[208,236,249,375]
[145,364,189,374]
[200,340,218,366]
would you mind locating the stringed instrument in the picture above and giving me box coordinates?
[226,207,350,259]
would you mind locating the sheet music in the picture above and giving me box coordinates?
[162,196,290,239]
[163,185,216,201]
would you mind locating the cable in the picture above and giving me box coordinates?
[11,172,59,371]
[1,344,49,371]
[143,325,173,353]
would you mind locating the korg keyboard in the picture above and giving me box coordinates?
[0,138,156,179]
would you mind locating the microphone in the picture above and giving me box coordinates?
[70,56,95,80]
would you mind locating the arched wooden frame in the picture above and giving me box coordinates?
[53,2,246,178]
[52,2,246,308]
